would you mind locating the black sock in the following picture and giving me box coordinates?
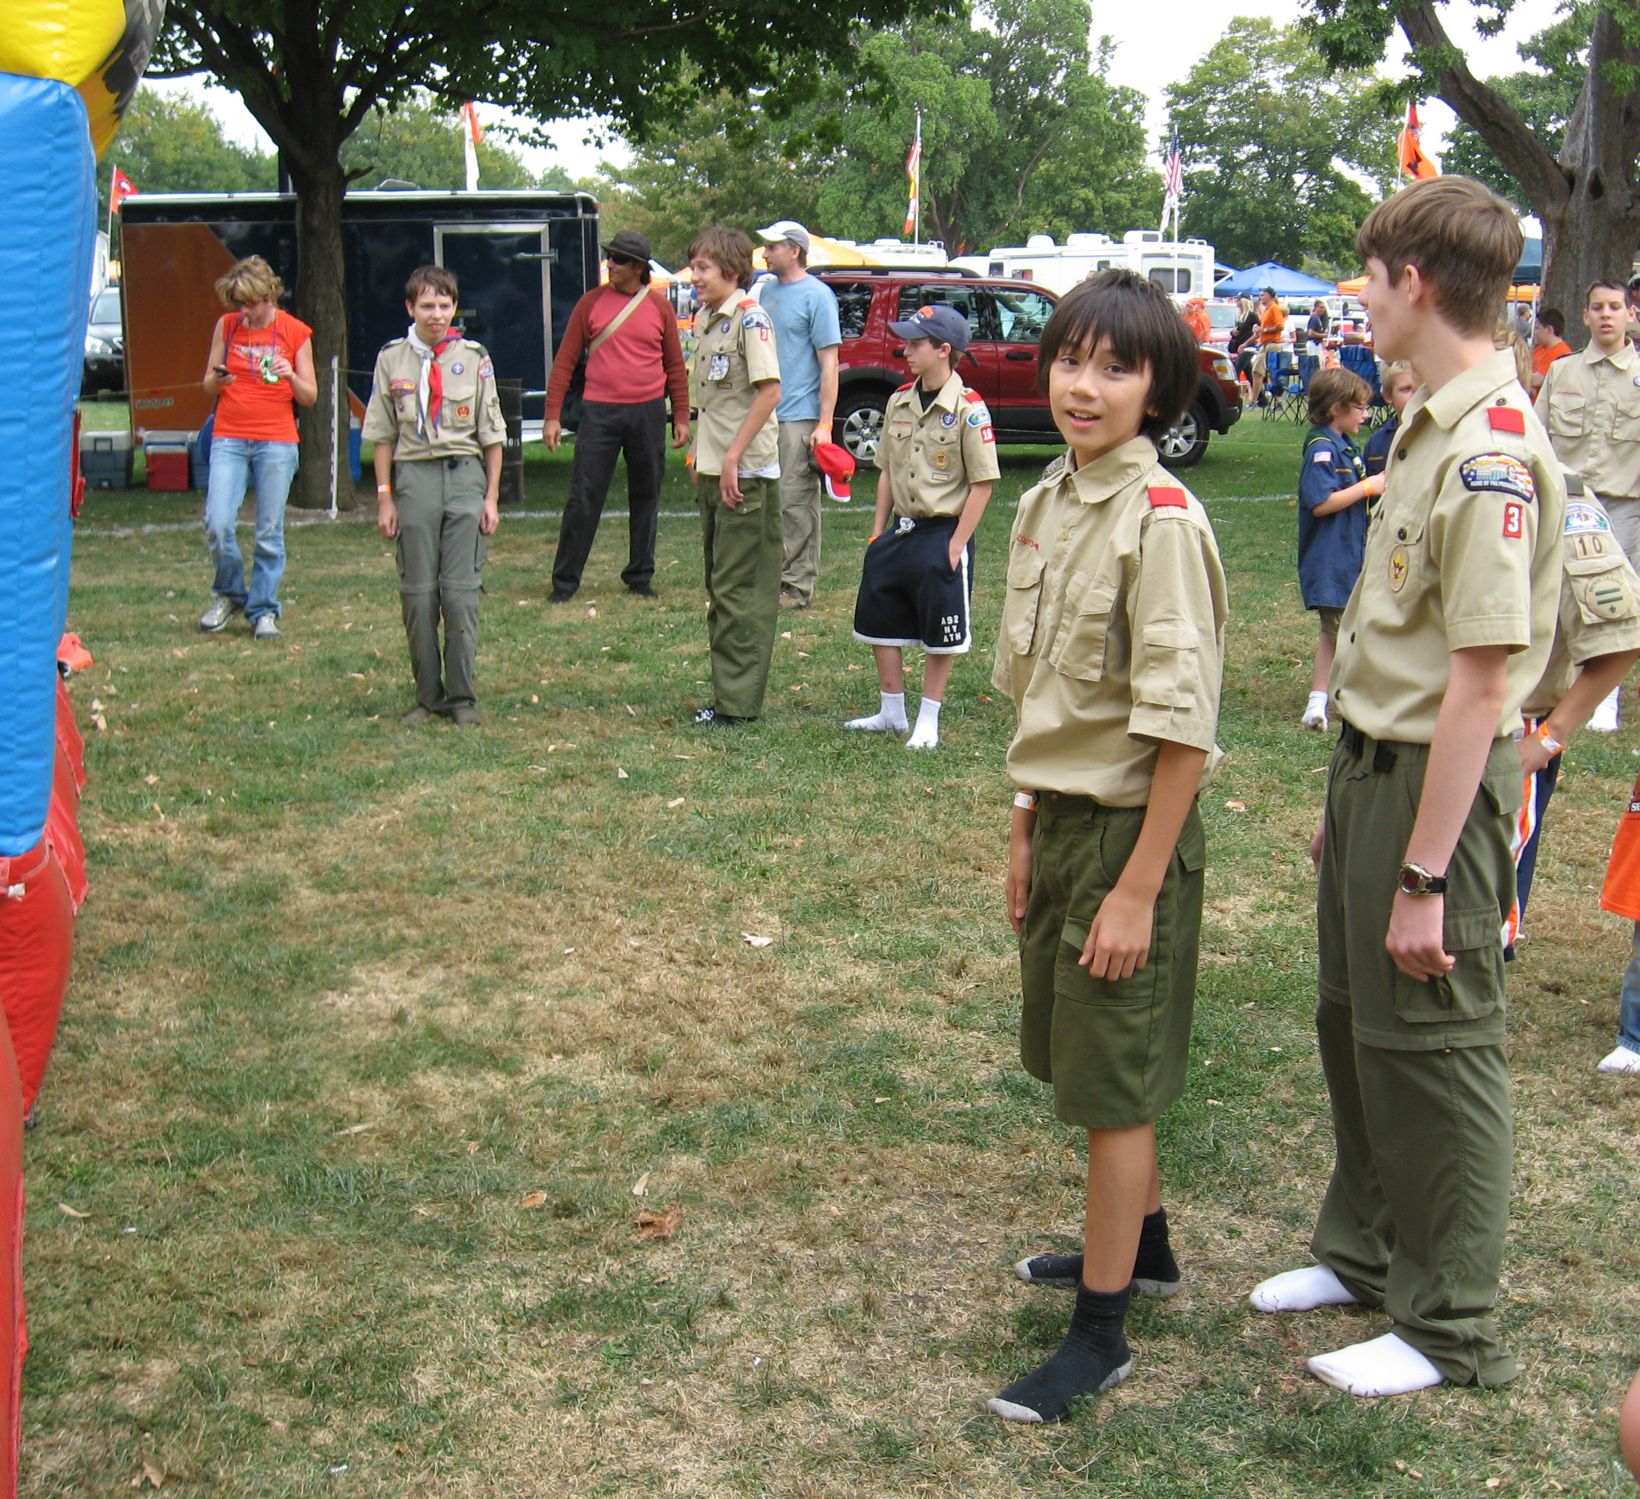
[988,1283,1133,1423]
[1133,1207,1180,1294]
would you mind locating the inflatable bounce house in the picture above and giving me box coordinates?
[0,2,157,1488]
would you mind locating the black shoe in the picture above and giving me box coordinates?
[627,583,656,598]
[694,706,751,727]
[549,588,574,604]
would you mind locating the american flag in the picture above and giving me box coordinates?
[1162,128,1183,208]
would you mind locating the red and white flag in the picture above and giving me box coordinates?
[1398,102,1438,181]
[110,167,137,212]
[902,113,921,240]
[462,103,482,192]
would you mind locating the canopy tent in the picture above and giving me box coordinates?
[752,235,871,270]
[1214,261,1338,298]
[1513,235,1542,284]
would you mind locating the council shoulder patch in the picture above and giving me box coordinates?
[1487,406,1526,435]
[1565,500,1613,536]
[477,360,494,380]
[741,308,772,332]
[1147,485,1187,509]
[1459,453,1536,504]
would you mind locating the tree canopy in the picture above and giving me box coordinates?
[343,97,537,192]
[100,87,274,215]
[1164,17,1396,276]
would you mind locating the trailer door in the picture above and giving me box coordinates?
[434,223,552,420]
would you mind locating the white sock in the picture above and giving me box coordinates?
[906,696,943,749]
[1249,1264,1357,1313]
[1589,685,1621,732]
[845,691,908,733]
[1306,1333,1444,1397]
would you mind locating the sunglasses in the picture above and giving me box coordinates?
[605,253,640,268]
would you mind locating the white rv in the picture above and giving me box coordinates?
[950,231,1220,302]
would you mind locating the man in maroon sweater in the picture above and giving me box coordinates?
[545,230,691,600]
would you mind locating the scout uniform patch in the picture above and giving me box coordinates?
[1389,545,1408,591]
[1459,453,1536,504]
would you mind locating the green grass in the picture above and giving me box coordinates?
[22,408,1640,1495]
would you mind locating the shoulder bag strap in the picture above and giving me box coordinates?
[586,287,650,358]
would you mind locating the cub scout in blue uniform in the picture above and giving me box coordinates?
[845,303,1000,748]
[988,271,1227,1425]
[1297,365,1384,732]
[1251,178,1565,1401]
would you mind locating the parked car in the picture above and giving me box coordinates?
[814,268,1240,469]
[81,286,124,396]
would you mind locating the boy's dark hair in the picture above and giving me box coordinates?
[688,225,755,290]
[1587,279,1628,303]
[1537,307,1565,337]
[405,264,459,303]
[1355,177,1522,336]
[1306,367,1370,428]
[1035,270,1197,441]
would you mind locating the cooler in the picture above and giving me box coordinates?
[78,428,132,490]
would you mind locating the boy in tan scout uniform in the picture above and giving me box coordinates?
[845,303,999,749]
[1535,280,1640,731]
[1251,178,1565,1399]
[685,226,782,727]
[1505,472,1640,955]
[989,272,1227,1424]
[365,264,504,727]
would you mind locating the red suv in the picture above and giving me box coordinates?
[815,269,1241,468]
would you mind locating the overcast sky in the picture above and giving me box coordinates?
[161,0,1567,182]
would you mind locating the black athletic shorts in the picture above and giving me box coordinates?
[852,514,973,654]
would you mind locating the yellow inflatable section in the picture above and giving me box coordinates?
[0,0,162,158]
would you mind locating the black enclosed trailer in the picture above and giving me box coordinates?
[119,189,600,435]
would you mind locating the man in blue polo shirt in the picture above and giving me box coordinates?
[757,220,842,609]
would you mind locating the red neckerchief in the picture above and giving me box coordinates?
[425,334,461,433]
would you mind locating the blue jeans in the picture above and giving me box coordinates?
[204,436,299,621]
[1619,924,1640,1052]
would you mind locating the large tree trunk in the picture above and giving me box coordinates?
[288,159,350,510]
[1539,189,1640,350]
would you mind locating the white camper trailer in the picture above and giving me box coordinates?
[949,231,1220,301]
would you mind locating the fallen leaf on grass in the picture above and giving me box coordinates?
[466,1141,480,1155]
[616,768,629,780]
[666,797,685,809]
[520,1191,549,1209]
[138,1453,167,1488]
[1224,800,1247,812]
[625,704,636,716]
[346,672,367,680]
[144,774,158,786]
[631,1173,650,1198]
[741,933,774,949]
[334,1122,376,1137]
[586,606,598,618]
[635,1205,682,1240]
[57,1203,89,1219]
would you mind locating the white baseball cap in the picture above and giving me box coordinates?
[756,220,811,252]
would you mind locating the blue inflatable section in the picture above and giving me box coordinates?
[0,75,95,856]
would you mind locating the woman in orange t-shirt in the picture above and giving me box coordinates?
[1598,761,1640,1072]
[198,256,317,639]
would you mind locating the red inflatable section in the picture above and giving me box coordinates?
[0,842,73,1116]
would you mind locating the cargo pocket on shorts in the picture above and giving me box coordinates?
[1392,905,1502,1025]
[1055,913,1158,1008]
[1048,576,1118,683]
[1003,544,1047,656]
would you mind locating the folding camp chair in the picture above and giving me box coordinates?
[1340,344,1381,409]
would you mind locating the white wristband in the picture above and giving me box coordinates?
[1013,791,1037,812]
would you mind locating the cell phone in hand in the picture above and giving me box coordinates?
[214,364,230,376]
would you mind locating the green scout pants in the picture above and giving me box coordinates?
[395,456,486,712]
[1018,793,1206,1130]
[1311,726,1520,1387]
[697,472,782,719]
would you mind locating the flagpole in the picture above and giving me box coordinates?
[914,110,922,245]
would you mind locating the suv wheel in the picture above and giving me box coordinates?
[1158,403,1210,469]
[836,389,892,466]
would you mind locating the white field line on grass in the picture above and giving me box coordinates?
[77,493,1291,538]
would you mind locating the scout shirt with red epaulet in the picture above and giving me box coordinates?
[877,373,1001,518]
[1330,348,1565,744]
[690,291,781,478]
[994,435,1227,807]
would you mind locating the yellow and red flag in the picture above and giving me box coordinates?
[902,113,921,239]
[1398,102,1437,181]
[109,165,136,211]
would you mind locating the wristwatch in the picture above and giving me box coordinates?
[1396,861,1448,896]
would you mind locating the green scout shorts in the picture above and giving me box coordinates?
[1019,793,1206,1129]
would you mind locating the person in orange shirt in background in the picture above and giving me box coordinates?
[1182,297,1210,345]
[1529,308,1572,394]
[1597,747,1640,1074]
[1250,286,1287,407]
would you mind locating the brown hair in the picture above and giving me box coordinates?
[1036,270,1198,441]
[687,225,755,290]
[405,264,459,303]
[1355,177,1522,336]
[1306,367,1370,428]
[214,255,283,309]
[1587,280,1628,303]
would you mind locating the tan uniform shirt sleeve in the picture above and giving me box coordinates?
[472,343,506,447]
[959,395,1001,485]
[361,345,401,445]
[1432,442,1541,652]
[740,301,781,386]
[1126,507,1226,752]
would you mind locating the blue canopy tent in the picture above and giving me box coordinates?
[1214,261,1339,298]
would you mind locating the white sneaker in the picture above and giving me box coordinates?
[252,614,281,641]
[199,595,241,632]
[1588,687,1620,733]
[1306,1333,1444,1398]
[1597,1043,1640,1074]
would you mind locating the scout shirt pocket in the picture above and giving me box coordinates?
[1002,543,1048,656]
[1547,390,1586,440]
[1378,508,1426,603]
[440,369,478,427]
[1047,573,1120,683]
[1612,383,1640,443]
